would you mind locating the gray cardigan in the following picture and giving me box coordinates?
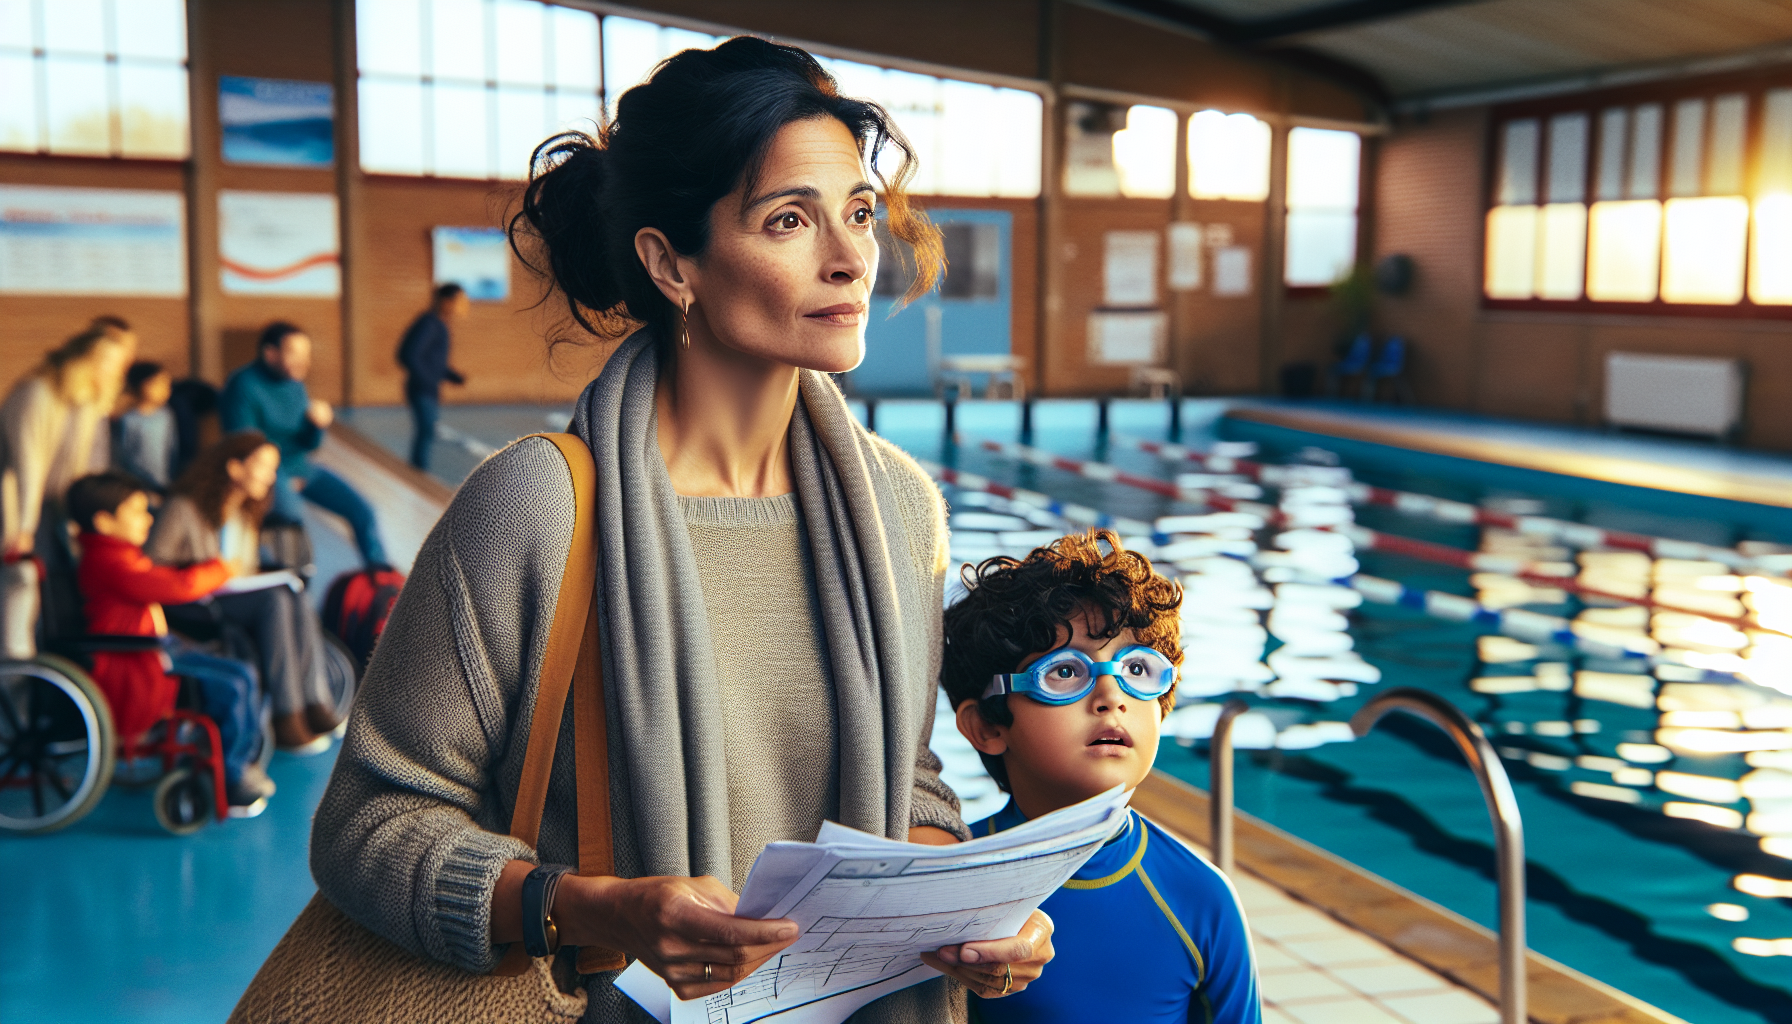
[309,436,964,1023]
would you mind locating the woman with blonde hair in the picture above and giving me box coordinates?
[1,324,131,658]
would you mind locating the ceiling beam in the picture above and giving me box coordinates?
[1101,0,1486,45]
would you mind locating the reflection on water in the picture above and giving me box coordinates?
[930,429,1792,1023]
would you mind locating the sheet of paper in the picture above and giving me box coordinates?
[620,787,1129,1024]
[211,569,303,595]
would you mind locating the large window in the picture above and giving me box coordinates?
[356,0,601,179]
[1284,126,1361,287]
[1064,101,1173,199]
[1485,82,1792,310]
[0,0,188,159]
[357,4,1044,196]
[1187,109,1270,202]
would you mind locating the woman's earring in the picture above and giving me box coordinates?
[680,297,691,349]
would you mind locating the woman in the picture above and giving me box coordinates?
[309,38,1052,1023]
[1,324,131,658]
[147,431,342,751]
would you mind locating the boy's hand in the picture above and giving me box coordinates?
[920,909,1054,998]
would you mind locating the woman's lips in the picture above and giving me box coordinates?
[804,303,866,326]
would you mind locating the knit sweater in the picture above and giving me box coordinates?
[680,493,840,891]
[310,435,965,1024]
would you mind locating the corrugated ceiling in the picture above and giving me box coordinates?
[1149,0,1792,101]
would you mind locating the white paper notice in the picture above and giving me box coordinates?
[1168,222,1203,291]
[1213,245,1254,297]
[1087,311,1166,366]
[1102,230,1159,306]
[618,787,1129,1024]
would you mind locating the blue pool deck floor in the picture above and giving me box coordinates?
[6,395,1792,1023]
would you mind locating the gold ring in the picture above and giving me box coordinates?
[704,962,713,983]
[1001,963,1013,996]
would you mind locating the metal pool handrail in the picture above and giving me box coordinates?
[1208,699,1250,877]
[1350,687,1528,1024]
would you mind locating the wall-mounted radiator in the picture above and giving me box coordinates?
[1604,352,1745,439]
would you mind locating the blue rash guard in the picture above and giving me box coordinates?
[968,801,1260,1024]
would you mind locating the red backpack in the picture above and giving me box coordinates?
[322,567,405,671]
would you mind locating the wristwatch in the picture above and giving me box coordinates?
[522,863,575,958]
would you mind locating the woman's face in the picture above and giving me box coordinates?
[63,339,128,406]
[679,117,880,374]
[226,444,281,502]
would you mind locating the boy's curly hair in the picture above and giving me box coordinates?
[941,529,1183,791]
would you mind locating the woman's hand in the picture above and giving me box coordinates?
[307,398,334,429]
[919,910,1054,998]
[559,873,799,1000]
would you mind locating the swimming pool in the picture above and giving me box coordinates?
[869,398,1792,1024]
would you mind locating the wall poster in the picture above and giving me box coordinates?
[1087,310,1166,365]
[219,191,340,297]
[431,226,510,301]
[219,76,335,167]
[1102,230,1159,306]
[0,185,186,296]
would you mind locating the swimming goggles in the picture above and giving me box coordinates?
[983,645,1178,706]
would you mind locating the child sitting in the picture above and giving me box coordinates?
[68,472,275,815]
[112,361,176,492]
[935,529,1259,1023]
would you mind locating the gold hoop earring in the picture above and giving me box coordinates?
[680,297,691,349]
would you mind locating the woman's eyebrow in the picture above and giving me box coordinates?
[745,181,876,212]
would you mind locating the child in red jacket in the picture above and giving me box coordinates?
[68,472,275,814]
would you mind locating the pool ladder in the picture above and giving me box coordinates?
[1209,688,1528,1024]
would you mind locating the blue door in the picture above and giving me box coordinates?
[850,208,1012,397]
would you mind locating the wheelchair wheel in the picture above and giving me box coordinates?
[153,766,212,835]
[323,633,357,725]
[0,656,116,834]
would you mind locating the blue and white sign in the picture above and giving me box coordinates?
[219,76,334,167]
[432,226,510,302]
[0,186,186,296]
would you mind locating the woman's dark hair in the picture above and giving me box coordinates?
[172,431,277,529]
[941,530,1184,792]
[67,471,149,533]
[510,35,943,352]
[259,321,303,352]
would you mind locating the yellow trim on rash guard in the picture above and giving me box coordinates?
[1061,819,1148,889]
[1136,862,1205,985]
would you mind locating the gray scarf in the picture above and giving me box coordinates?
[570,330,926,887]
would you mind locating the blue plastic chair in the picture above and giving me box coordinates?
[1362,336,1413,403]
[1325,333,1373,397]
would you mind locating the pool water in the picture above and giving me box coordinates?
[869,398,1792,1024]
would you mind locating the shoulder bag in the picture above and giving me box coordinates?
[229,433,626,1024]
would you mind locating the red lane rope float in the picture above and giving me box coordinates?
[1116,435,1785,574]
[1341,524,1785,638]
[973,434,1784,635]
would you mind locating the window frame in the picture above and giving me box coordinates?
[0,0,191,164]
[1480,67,1792,320]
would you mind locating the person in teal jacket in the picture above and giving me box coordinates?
[936,530,1261,1023]
[220,321,388,568]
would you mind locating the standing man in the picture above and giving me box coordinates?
[396,283,469,472]
[221,321,389,569]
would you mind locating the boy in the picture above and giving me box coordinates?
[112,361,176,491]
[938,529,1259,1023]
[68,472,275,815]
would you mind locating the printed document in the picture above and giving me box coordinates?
[618,786,1130,1024]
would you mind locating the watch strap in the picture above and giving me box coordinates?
[522,863,574,958]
